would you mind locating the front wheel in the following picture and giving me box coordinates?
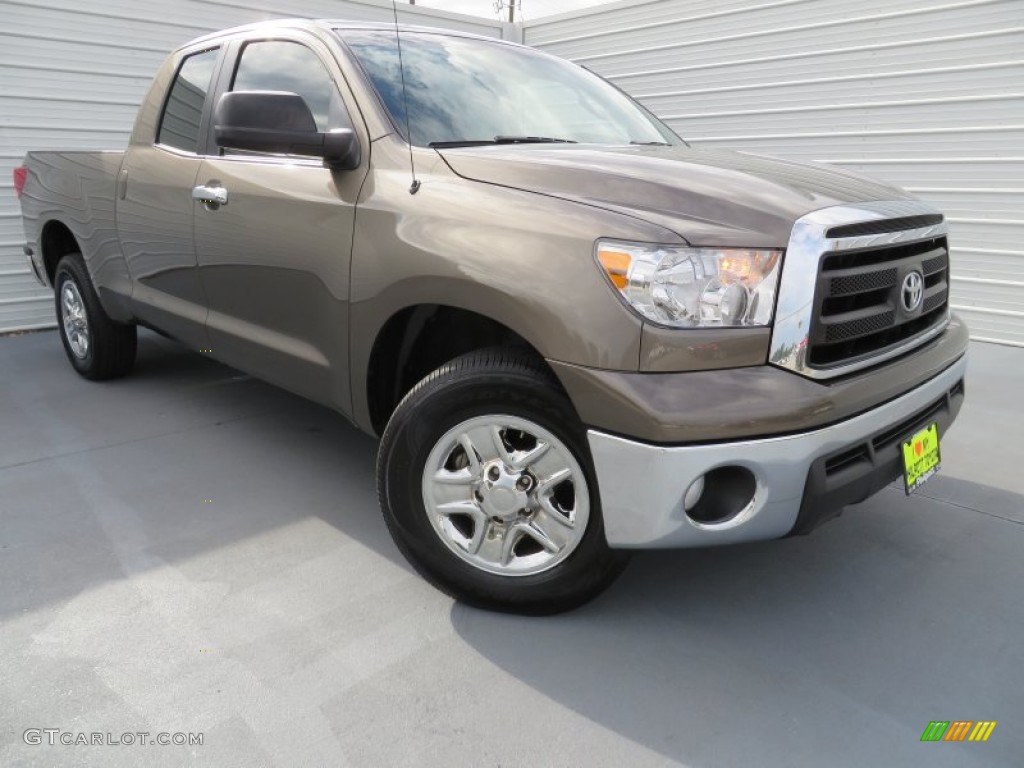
[377,349,627,614]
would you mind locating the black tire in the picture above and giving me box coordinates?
[377,349,628,614]
[54,254,136,380]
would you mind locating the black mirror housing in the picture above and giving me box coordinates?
[214,91,360,170]
[321,130,361,171]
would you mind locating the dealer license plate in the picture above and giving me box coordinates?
[902,423,941,495]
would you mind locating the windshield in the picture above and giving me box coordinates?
[336,30,682,148]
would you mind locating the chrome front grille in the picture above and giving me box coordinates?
[769,200,952,380]
[808,237,950,367]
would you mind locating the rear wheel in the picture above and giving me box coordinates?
[377,349,627,614]
[54,254,136,380]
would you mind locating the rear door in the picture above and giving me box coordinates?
[193,34,368,410]
[116,45,223,348]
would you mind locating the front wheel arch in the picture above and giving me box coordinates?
[364,304,567,435]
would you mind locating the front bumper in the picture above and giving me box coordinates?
[589,353,967,548]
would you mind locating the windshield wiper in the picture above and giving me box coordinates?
[630,140,671,146]
[428,140,500,148]
[493,135,577,144]
[429,136,578,148]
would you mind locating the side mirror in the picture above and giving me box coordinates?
[213,90,360,170]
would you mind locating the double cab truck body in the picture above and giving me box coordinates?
[16,20,967,612]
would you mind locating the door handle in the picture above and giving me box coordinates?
[192,184,228,207]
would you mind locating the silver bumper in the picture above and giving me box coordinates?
[589,353,967,548]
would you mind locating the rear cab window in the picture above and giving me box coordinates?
[157,48,219,152]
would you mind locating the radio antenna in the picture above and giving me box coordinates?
[392,1,420,194]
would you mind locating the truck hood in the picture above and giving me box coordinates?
[436,144,912,247]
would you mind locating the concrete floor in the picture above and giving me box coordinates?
[1,330,1021,768]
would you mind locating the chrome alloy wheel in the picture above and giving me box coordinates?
[60,279,90,359]
[422,415,590,576]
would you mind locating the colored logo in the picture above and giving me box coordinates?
[902,422,941,494]
[920,721,997,742]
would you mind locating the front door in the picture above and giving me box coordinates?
[193,37,367,411]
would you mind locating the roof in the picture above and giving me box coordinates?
[181,18,516,51]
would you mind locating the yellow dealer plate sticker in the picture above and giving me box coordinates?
[902,423,941,495]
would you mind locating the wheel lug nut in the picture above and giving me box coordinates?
[516,476,532,491]
[488,466,500,481]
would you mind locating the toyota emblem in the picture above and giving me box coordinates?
[901,271,924,312]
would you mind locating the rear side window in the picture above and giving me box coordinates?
[157,49,219,152]
[231,40,345,133]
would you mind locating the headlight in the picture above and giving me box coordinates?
[596,240,783,328]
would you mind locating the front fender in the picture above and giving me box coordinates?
[348,150,683,432]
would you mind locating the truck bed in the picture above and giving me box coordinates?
[20,150,129,300]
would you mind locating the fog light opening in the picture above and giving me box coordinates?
[684,466,757,526]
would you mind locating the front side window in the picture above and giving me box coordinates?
[157,48,219,152]
[337,30,681,148]
[230,40,347,135]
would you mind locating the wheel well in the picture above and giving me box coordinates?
[40,220,80,284]
[367,305,552,435]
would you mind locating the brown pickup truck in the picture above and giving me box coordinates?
[15,19,967,613]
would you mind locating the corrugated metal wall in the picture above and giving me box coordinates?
[0,0,510,333]
[525,0,1024,346]
[4,0,1021,342]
